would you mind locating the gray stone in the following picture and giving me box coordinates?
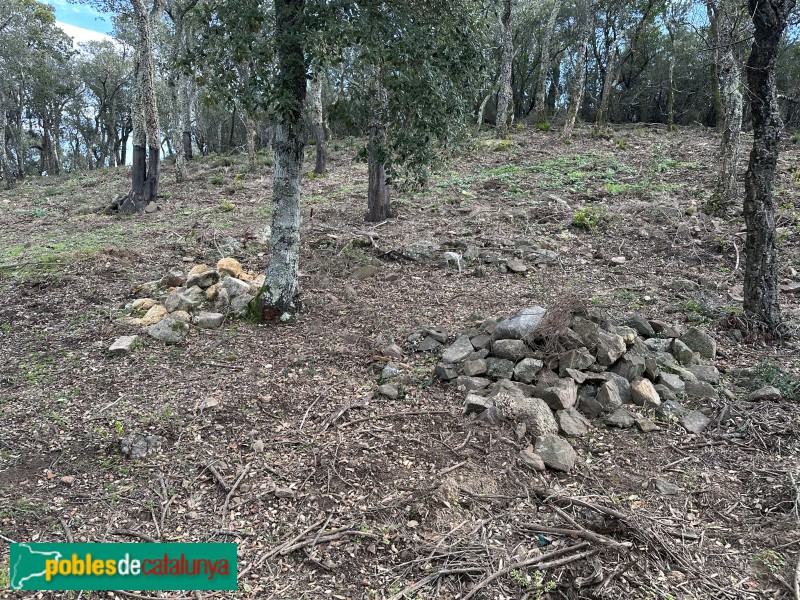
[685,380,717,399]
[749,386,782,402]
[506,258,527,273]
[222,276,253,299]
[659,373,686,394]
[171,310,191,323]
[540,378,578,411]
[596,380,623,413]
[656,399,689,421]
[463,393,493,415]
[378,384,399,399]
[165,286,204,313]
[492,339,533,361]
[442,335,475,363]
[504,397,559,437]
[644,357,660,381]
[435,364,459,381]
[381,363,400,379]
[535,434,577,471]
[418,337,443,352]
[606,408,635,428]
[120,433,165,459]
[680,327,716,359]
[468,349,490,361]
[670,278,700,292]
[565,368,588,384]
[671,339,696,365]
[635,417,661,432]
[147,317,189,344]
[604,372,633,404]
[401,240,441,261]
[194,311,225,329]
[644,338,673,354]
[455,376,491,391]
[422,327,448,343]
[470,333,492,350]
[476,405,502,426]
[630,378,661,408]
[680,410,711,434]
[654,478,681,495]
[230,293,256,317]
[463,359,487,377]
[492,306,547,341]
[513,357,543,384]
[577,394,603,419]
[557,408,592,436]
[624,314,655,338]
[519,446,546,471]
[214,288,231,312]
[558,348,595,376]
[160,270,186,288]
[485,357,515,380]
[186,268,219,289]
[594,329,627,366]
[109,335,137,355]
[686,365,720,385]
[611,353,646,382]
[653,384,678,403]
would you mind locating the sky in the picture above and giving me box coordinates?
[50,0,114,45]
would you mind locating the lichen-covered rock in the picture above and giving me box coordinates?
[492,306,547,341]
[556,407,592,436]
[442,335,474,363]
[680,327,716,359]
[492,339,532,361]
[630,377,661,408]
[217,257,244,279]
[534,434,577,471]
[147,317,189,344]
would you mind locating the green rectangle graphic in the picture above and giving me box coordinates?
[9,543,237,591]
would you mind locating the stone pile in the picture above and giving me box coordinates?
[426,306,726,472]
[110,257,263,348]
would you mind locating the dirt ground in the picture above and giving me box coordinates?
[1,123,799,600]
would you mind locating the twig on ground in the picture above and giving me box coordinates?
[339,410,452,428]
[111,529,158,543]
[221,464,251,525]
[204,464,231,492]
[299,394,323,432]
[199,361,244,370]
[0,533,17,543]
[58,515,74,543]
[388,567,485,600]
[521,523,632,551]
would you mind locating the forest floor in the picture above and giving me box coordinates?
[1,123,800,600]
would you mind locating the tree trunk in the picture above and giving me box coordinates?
[595,40,621,130]
[707,0,744,214]
[534,0,562,125]
[546,59,560,115]
[258,0,307,322]
[172,80,187,182]
[495,0,513,132]
[246,114,257,168]
[664,14,676,129]
[561,2,592,138]
[706,1,725,131]
[309,74,327,174]
[742,0,795,335]
[119,0,162,213]
[0,107,12,189]
[365,76,390,222]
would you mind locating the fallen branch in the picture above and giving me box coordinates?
[521,523,632,551]
[204,464,231,492]
[388,567,485,600]
[110,529,158,543]
[339,410,452,428]
[221,464,251,525]
[460,542,592,600]
[278,529,379,555]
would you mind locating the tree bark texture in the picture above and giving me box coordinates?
[259,0,307,322]
[561,1,592,138]
[309,75,327,174]
[706,1,725,131]
[495,0,513,131]
[742,0,795,334]
[534,0,562,124]
[0,108,12,189]
[366,77,390,222]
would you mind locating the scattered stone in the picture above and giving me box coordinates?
[680,411,711,434]
[492,339,532,361]
[624,314,655,337]
[378,384,399,399]
[656,399,689,421]
[670,278,700,292]
[748,386,782,402]
[252,439,265,453]
[171,310,191,323]
[230,293,256,318]
[144,201,158,213]
[685,380,717,399]
[417,337,443,352]
[455,376,491,391]
[434,364,459,381]
[611,353,646,382]
[217,257,244,279]
[222,276,252,299]
[671,339,696,365]
[630,378,661,408]
[463,394,493,415]
[463,359,487,377]
[131,298,158,312]
[596,380,623,413]
[442,335,475,363]
[485,357,515,380]
[194,311,225,329]
[506,258,527,273]
[519,446,546,471]
[401,240,441,261]
[558,348,595,375]
[353,265,380,279]
[186,268,219,289]
[534,434,577,471]
[635,417,661,433]
[470,333,492,350]
[160,270,186,288]
[504,397,559,437]
[381,344,404,360]
[609,256,626,266]
[109,335,137,355]
[140,304,168,326]
[680,327,717,359]
[658,373,686,394]
[654,478,681,495]
[165,286,204,313]
[422,327,448,343]
[686,365,720,385]
[492,306,547,341]
[147,317,189,344]
[557,408,592,436]
[513,358,543,383]
[606,408,635,428]
[120,434,165,459]
[540,378,578,411]
[381,363,400,379]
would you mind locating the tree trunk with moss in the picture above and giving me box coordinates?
[561,1,592,138]
[309,74,327,174]
[534,0,562,125]
[495,0,513,132]
[0,108,12,189]
[742,0,795,335]
[365,76,390,222]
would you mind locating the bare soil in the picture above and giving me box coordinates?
[1,124,799,599]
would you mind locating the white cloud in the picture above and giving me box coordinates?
[56,21,113,46]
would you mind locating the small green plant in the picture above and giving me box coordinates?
[750,361,800,400]
[791,132,799,144]
[572,206,606,230]
[234,173,246,181]
[752,549,786,573]
[28,208,48,218]
[616,139,627,150]
[536,121,551,132]
[114,420,124,435]
[210,173,224,185]
[218,200,235,212]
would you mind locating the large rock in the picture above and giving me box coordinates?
[140,304,168,326]
[630,378,661,408]
[519,446,546,471]
[684,380,717,399]
[222,276,253,299]
[442,335,475,363]
[165,286,204,313]
[186,268,219,289]
[503,398,559,438]
[485,357,515,379]
[217,257,244,279]
[462,359,487,377]
[680,327,717,359]
[455,376,491,391]
[603,372,632,405]
[656,399,689,421]
[535,434,577,471]
[492,339,532,361]
[671,339,697,365]
[435,364,459,381]
[194,311,225,329]
[147,317,189,344]
[680,411,711,434]
[556,408,592,436]
[596,380,623,413]
[402,240,441,261]
[624,314,655,337]
[659,373,686,394]
[686,365,720,385]
[464,393,493,415]
[539,378,578,411]
[230,293,256,317]
[611,353,646,382]
[749,386,782,402]
[109,335,137,355]
[606,408,635,428]
[513,357,543,383]
[558,348,595,376]
[573,318,625,365]
[492,306,547,341]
